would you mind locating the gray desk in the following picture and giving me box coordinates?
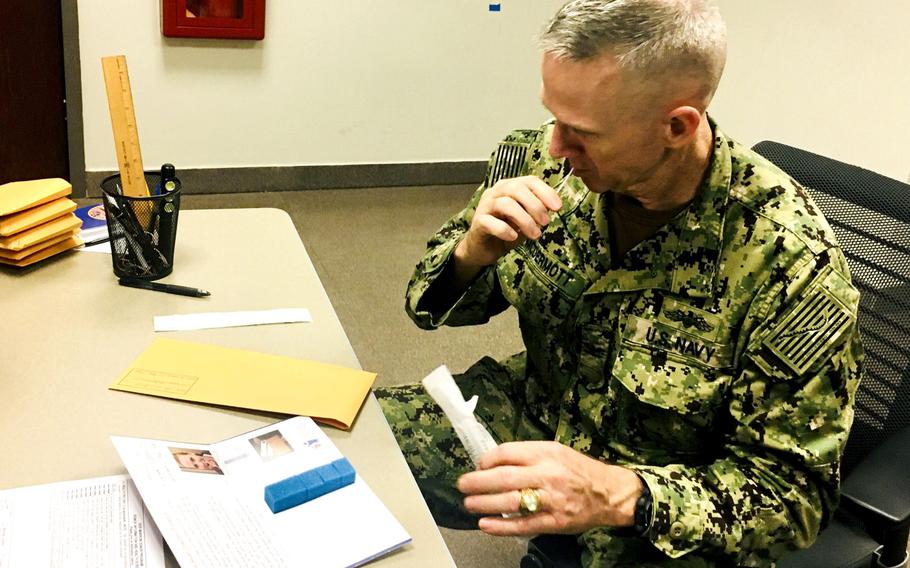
[0,208,454,567]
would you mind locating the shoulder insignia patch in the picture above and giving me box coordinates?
[487,141,530,187]
[486,129,542,188]
[762,268,857,375]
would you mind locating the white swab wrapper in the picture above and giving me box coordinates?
[422,365,498,467]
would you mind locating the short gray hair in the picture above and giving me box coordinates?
[540,0,727,98]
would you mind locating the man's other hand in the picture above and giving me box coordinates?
[457,441,643,536]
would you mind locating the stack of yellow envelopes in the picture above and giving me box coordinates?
[0,178,83,267]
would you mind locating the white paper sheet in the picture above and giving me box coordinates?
[153,308,312,332]
[112,416,411,568]
[0,475,164,568]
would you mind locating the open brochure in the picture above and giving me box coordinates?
[111,417,411,568]
[0,475,164,568]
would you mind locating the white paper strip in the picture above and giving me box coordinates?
[154,308,312,332]
[78,240,112,254]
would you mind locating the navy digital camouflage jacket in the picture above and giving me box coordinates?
[405,120,863,566]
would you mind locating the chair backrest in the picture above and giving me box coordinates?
[753,141,910,476]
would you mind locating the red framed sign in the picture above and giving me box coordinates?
[162,0,265,40]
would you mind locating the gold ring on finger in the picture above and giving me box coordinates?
[518,487,542,515]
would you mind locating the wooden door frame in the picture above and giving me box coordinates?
[61,0,87,197]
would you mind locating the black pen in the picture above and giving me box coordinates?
[82,236,111,247]
[118,278,210,298]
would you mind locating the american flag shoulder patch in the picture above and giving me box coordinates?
[485,129,542,188]
[487,141,531,187]
[763,266,857,375]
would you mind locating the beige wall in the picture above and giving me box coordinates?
[79,1,910,181]
[713,1,910,181]
[78,1,563,171]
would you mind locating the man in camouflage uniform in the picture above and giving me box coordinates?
[375,1,862,566]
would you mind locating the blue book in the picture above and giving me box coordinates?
[74,203,108,241]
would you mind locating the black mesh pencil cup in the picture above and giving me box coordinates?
[100,172,181,280]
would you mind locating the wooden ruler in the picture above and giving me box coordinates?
[101,55,149,197]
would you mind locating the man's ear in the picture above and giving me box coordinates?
[664,106,702,148]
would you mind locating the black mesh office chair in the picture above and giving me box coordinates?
[754,141,910,568]
[521,143,910,568]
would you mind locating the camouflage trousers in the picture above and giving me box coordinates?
[375,356,718,568]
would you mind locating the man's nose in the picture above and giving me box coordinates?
[549,123,578,160]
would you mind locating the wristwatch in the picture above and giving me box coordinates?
[633,480,653,536]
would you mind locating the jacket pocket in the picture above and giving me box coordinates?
[609,316,733,460]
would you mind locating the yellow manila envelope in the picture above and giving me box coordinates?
[0,235,82,267]
[0,230,80,261]
[0,178,72,216]
[110,338,377,430]
[0,213,81,251]
[0,197,77,236]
